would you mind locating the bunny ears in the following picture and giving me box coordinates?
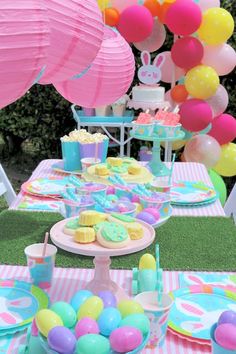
[141,51,165,68]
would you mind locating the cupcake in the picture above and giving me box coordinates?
[154,110,182,138]
[132,112,154,136]
[112,94,129,116]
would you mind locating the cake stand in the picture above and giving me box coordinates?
[130,130,185,177]
[50,218,155,300]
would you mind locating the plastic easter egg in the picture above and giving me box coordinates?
[35,309,63,338]
[110,326,143,353]
[106,195,119,203]
[215,323,236,350]
[143,208,160,220]
[98,307,122,336]
[133,202,143,214]
[78,296,103,320]
[136,211,156,225]
[76,334,110,354]
[50,302,77,328]
[218,311,236,326]
[120,314,150,336]
[75,317,99,339]
[70,290,93,312]
[117,300,144,318]
[139,254,156,270]
[48,326,76,354]
[98,290,117,308]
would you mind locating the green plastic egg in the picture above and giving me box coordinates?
[117,300,144,318]
[119,314,150,336]
[76,334,110,354]
[78,296,103,320]
[35,309,63,338]
[50,301,77,328]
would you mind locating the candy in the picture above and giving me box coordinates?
[117,300,144,318]
[78,296,104,320]
[110,326,143,353]
[98,290,117,308]
[97,307,121,336]
[75,318,99,339]
[215,323,236,350]
[218,310,236,326]
[50,302,77,328]
[70,290,93,313]
[35,309,63,338]
[136,211,156,225]
[48,326,76,354]
[119,314,150,336]
[76,334,110,354]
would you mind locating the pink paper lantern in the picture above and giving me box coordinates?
[180,99,213,132]
[206,85,229,117]
[39,0,104,84]
[117,5,154,43]
[0,1,49,109]
[54,27,135,108]
[165,0,202,36]
[197,0,220,12]
[133,18,166,53]
[159,51,185,83]
[171,37,204,70]
[202,44,236,76]
[208,114,236,145]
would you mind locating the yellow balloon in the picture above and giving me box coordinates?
[78,296,103,320]
[35,309,63,338]
[198,8,234,45]
[139,254,156,270]
[161,140,186,150]
[118,300,144,318]
[97,0,110,11]
[185,65,219,100]
[213,143,236,177]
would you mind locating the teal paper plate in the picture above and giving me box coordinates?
[170,181,217,205]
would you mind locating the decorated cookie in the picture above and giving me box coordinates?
[128,164,141,175]
[107,157,122,167]
[95,164,110,176]
[111,165,127,174]
[108,213,136,224]
[97,223,130,249]
[63,218,80,236]
[93,221,110,233]
[79,211,108,226]
[74,227,96,244]
[126,222,144,240]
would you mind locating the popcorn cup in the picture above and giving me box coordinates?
[135,291,173,349]
[210,324,236,354]
[81,157,101,171]
[24,244,57,289]
[79,139,109,163]
[61,141,81,171]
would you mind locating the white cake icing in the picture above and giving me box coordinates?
[132,85,165,103]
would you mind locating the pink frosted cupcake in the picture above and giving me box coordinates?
[154,110,181,138]
[133,112,154,136]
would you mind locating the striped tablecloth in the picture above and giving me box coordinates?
[1,265,224,354]
[10,159,225,217]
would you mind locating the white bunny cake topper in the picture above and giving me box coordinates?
[138,51,165,85]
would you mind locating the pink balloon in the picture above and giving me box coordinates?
[0,1,49,109]
[184,134,221,169]
[54,27,135,108]
[160,52,185,83]
[165,0,202,36]
[208,114,236,145]
[134,18,166,53]
[171,37,204,69]
[180,99,213,132]
[111,0,138,12]
[202,44,236,76]
[197,0,220,12]
[117,5,154,43]
[206,85,229,117]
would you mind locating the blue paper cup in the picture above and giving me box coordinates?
[211,323,236,354]
[140,193,171,219]
[61,199,95,218]
[133,123,154,137]
[61,141,81,171]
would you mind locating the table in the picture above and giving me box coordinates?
[10,159,226,217]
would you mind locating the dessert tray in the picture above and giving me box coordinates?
[52,161,83,175]
[170,181,217,205]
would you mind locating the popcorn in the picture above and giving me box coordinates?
[61,129,108,143]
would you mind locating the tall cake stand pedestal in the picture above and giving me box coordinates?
[130,130,185,177]
[50,217,155,300]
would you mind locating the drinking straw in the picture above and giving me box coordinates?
[157,268,163,305]
[155,244,160,270]
[138,184,152,197]
[66,187,78,201]
[95,142,99,163]
[168,153,176,185]
[68,175,83,187]
[42,232,49,257]
[60,191,73,200]
[172,105,180,114]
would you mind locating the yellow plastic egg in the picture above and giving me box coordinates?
[78,296,104,320]
[139,254,156,271]
[35,309,63,338]
[117,300,144,318]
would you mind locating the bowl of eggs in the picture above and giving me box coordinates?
[211,310,236,353]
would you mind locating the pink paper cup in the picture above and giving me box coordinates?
[24,243,57,289]
[135,291,173,349]
[149,180,172,194]
[81,157,101,171]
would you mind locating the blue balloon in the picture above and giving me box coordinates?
[70,290,93,313]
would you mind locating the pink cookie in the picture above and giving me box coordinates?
[143,208,160,220]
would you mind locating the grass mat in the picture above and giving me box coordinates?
[0,210,235,271]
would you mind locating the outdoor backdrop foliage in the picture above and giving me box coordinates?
[0,0,235,160]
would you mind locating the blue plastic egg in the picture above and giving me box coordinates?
[70,290,93,312]
[97,307,121,336]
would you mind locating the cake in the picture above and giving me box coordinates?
[132,85,165,103]
[97,223,130,249]
[74,227,96,243]
[79,210,108,226]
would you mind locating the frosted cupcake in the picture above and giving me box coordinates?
[112,94,129,116]
[154,110,181,138]
[133,112,154,136]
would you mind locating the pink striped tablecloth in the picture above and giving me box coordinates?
[3,265,232,354]
[10,159,225,217]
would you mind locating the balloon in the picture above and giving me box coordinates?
[202,44,236,76]
[161,140,187,150]
[103,8,120,26]
[158,2,172,23]
[213,143,236,177]
[133,18,166,53]
[159,51,185,83]
[197,8,234,46]
[117,5,154,43]
[36,310,63,338]
[180,99,213,132]
[111,0,138,12]
[54,27,135,108]
[184,134,221,169]
[143,0,161,16]
[197,0,220,12]
[205,85,229,117]
[185,65,219,100]
[208,114,236,145]
[208,170,227,205]
[165,0,202,36]
[171,85,189,103]
[98,0,110,11]
[171,37,204,69]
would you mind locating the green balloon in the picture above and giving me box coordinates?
[209,169,227,206]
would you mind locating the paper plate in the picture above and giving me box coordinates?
[51,161,83,175]
[168,285,236,343]
[21,177,72,198]
[170,181,217,205]
[0,279,49,334]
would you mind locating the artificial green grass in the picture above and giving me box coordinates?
[0,210,235,271]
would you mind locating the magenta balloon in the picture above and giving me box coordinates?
[171,37,204,69]
[134,18,166,53]
[206,85,229,117]
[117,5,154,43]
[198,0,220,12]
[160,52,185,83]
[180,99,213,132]
[184,134,221,169]
[111,0,138,12]
[0,1,49,109]
[208,114,236,145]
[203,44,236,76]
[54,27,135,108]
[165,0,202,36]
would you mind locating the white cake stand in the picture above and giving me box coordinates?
[50,217,155,300]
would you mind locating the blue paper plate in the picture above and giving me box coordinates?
[170,181,217,205]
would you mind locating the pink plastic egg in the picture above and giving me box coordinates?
[215,323,236,350]
[136,211,156,225]
[75,317,99,339]
[218,310,236,326]
[110,326,143,353]
[143,208,160,220]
